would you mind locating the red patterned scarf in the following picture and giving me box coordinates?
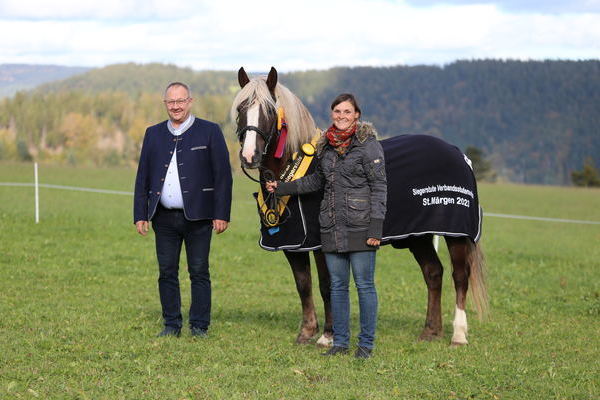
[325,122,357,154]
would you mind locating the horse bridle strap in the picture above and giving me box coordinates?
[237,125,271,144]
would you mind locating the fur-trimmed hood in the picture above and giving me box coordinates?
[355,121,378,143]
[316,121,378,155]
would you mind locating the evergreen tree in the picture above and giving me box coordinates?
[571,158,600,187]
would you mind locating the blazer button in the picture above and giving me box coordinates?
[169,151,173,154]
[164,164,168,167]
[161,178,164,181]
[157,192,161,195]
[173,138,176,142]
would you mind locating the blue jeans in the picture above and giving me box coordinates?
[151,205,212,330]
[324,251,378,349]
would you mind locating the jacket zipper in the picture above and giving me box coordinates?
[331,154,339,248]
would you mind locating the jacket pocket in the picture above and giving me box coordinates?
[318,200,334,231]
[346,195,370,228]
[190,145,207,151]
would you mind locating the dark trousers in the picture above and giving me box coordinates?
[151,205,212,330]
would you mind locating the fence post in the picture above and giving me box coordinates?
[433,234,439,252]
[34,162,39,224]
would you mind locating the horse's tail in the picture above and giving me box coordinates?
[468,240,489,320]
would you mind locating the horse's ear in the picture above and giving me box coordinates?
[266,67,278,92]
[238,67,250,88]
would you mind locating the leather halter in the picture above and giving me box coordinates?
[237,111,278,183]
[236,116,278,156]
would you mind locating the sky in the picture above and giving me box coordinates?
[0,0,599,71]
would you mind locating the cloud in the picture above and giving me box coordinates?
[404,0,600,14]
[0,0,598,70]
[0,0,205,20]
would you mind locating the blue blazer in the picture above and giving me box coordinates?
[133,118,233,223]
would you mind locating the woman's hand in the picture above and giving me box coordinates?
[366,238,380,246]
[265,181,278,193]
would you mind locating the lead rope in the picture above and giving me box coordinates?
[258,191,291,228]
[241,165,262,183]
[241,165,292,226]
[258,169,290,227]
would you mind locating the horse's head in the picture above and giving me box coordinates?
[231,67,317,176]
[232,67,279,169]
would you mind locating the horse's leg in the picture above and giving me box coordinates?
[284,250,319,344]
[409,236,444,341]
[312,250,333,347]
[445,236,470,346]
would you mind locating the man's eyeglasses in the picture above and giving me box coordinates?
[164,98,190,106]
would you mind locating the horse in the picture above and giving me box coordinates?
[231,66,488,346]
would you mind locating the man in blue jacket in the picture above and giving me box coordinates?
[134,82,232,338]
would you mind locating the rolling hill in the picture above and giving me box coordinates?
[1,60,598,185]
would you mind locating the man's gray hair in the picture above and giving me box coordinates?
[164,82,191,98]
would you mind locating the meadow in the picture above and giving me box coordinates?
[1,162,598,399]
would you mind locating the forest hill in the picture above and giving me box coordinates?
[1,60,597,185]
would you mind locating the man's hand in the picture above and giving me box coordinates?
[366,238,380,246]
[213,219,228,234]
[136,220,149,236]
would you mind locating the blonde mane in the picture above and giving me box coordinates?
[231,77,317,155]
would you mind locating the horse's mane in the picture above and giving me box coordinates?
[231,77,316,155]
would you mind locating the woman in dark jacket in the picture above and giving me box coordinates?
[266,93,387,358]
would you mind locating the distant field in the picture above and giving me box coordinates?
[1,162,598,399]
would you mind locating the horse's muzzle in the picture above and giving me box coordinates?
[239,151,261,169]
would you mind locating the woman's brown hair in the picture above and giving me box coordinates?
[330,93,361,117]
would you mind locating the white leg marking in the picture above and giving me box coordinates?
[451,306,469,345]
[241,104,259,164]
[316,334,333,348]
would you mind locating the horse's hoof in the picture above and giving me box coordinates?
[295,332,317,345]
[316,333,333,348]
[295,336,312,345]
[450,331,468,346]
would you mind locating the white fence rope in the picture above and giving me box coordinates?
[0,182,133,196]
[484,212,600,225]
[1,181,599,225]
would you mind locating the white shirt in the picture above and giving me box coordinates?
[160,115,194,209]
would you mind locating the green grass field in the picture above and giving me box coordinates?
[1,162,599,399]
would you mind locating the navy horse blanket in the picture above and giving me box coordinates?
[255,134,482,251]
[381,134,482,247]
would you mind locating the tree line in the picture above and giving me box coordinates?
[0,60,598,185]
